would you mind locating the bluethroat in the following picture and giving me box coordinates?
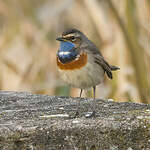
[56,28,119,117]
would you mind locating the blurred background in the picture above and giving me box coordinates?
[0,0,150,103]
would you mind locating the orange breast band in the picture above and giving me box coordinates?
[57,53,87,70]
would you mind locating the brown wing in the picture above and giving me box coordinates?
[94,55,113,79]
[85,45,119,79]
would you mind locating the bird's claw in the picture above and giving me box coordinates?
[85,111,96,118]
[70,111,80,119]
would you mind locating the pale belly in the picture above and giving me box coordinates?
[58,62,104,89]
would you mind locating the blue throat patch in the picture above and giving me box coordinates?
[57,41,79,64]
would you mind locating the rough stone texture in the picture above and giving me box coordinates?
[0,91,150,150]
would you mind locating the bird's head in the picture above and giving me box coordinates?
[56,28,84,47]
[56,29,88,64]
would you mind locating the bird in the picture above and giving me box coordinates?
[56,28,119,118]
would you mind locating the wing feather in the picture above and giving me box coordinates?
[84,45,119,79]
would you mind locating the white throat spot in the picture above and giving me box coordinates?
[58,51,71,56]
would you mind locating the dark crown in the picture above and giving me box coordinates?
[62,28,82,36]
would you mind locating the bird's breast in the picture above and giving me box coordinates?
[57,41,87,70]
[57,41,78,64]
[57,52,87,70]
[57,50,78,64]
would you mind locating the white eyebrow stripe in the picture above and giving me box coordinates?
[58,51,71,56]
[63,34,74,38]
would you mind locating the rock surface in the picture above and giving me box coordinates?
[0,91,150,150]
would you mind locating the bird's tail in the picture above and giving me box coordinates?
[110,65,120,71]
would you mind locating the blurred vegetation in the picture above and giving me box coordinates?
[0,0,150,103]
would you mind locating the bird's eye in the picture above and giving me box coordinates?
[71,36,76,41]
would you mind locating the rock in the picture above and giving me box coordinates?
[0,91,150,150]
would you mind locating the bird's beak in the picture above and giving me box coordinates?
[56,37,65,41]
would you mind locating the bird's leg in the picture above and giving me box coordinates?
[80,89,83,98]
[92,86,96,116]
[85,86,96,118]
[73,89,83,118]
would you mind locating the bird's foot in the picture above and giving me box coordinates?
[85,111,96,118]
[70,111,80,119]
